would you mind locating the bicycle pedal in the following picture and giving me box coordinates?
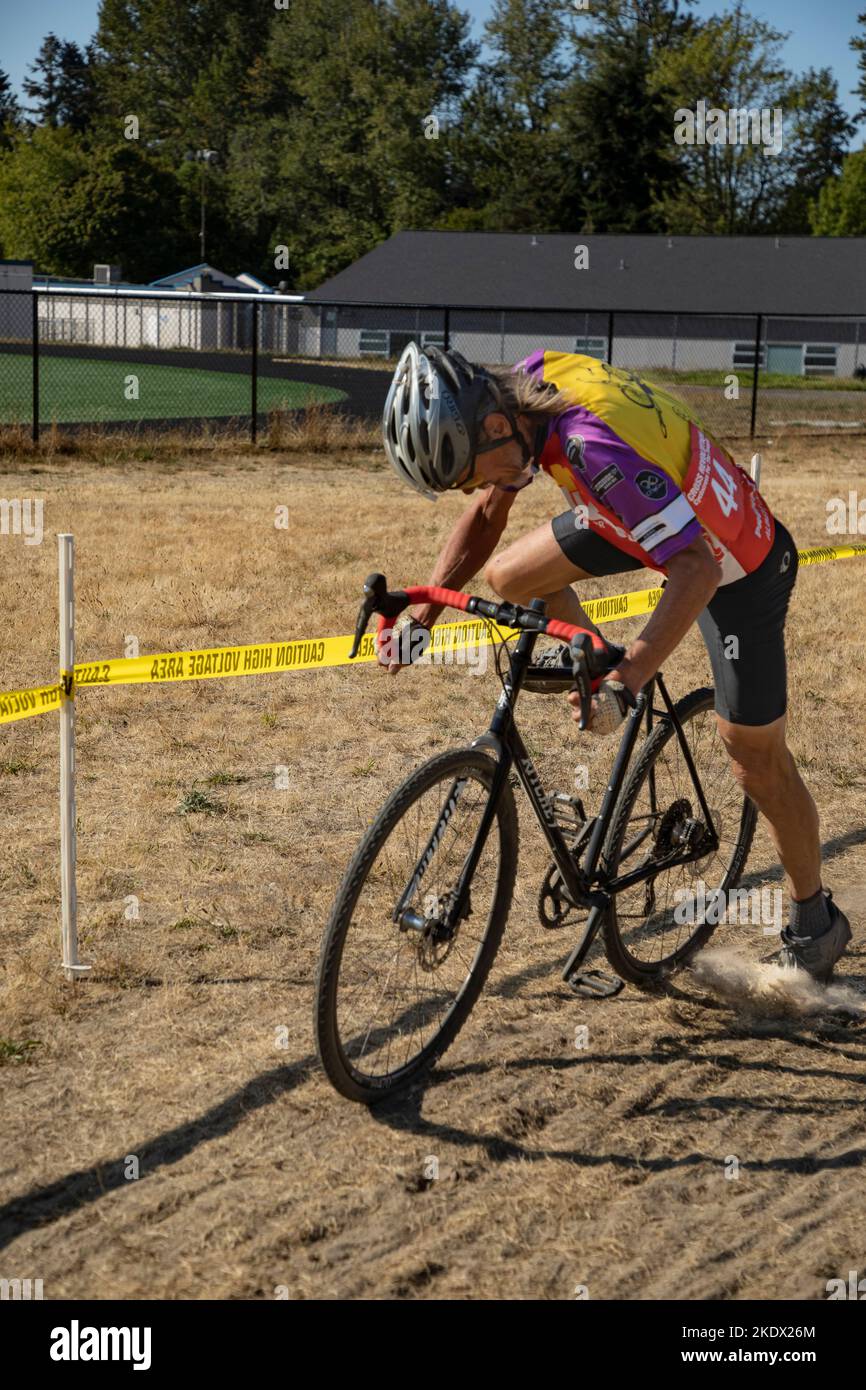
[566,968,624,999]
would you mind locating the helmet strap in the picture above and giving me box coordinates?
[473,410,533,467]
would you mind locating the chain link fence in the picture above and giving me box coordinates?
[1,288,864,443]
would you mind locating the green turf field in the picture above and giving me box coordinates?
[0,354,347,424]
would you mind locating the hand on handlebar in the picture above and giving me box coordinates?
[377,618,432,675]
[567,659,639,734]
[567,679,630,734]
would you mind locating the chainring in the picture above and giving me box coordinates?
[537,862,584,929]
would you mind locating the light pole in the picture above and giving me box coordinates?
[195,149,219,262]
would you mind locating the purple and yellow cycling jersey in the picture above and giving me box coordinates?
[518,351,775,585]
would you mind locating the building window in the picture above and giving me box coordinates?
[803,344,837,377]
[574,336,607,360]
[359,328,389,356]
[732,341,766,369]
[359,329,445,358]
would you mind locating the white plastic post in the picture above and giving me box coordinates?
[750,452,762,486]
[58,534,89,980]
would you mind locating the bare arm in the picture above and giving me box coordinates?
[410,485,519,628]
[612,537,721,695]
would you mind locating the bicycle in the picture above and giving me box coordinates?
[315,573,757,1103]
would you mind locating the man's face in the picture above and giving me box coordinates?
[459,412,535,493]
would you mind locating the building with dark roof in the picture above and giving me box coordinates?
[303,232,866,377]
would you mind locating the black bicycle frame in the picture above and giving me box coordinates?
[424,618,718,937]
[392,598,719,958]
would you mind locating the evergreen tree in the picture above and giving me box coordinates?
[852,11,866,122]
[774,69,855,233]
[812,149,866,234]
[228,0,476,286]
[561,0,696,233]
[443,0,570,233]
[650,2,793,232]
[22,34,64,125]
[94,0,268,156]
[0,69,21,150]
[22,34,97,131]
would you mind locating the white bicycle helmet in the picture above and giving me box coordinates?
[382,343,523,500]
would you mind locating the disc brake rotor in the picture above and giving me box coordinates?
[687,807,721,879]
[643,798,691,915]
[415,891,460,971]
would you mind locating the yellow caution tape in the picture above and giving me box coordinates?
[1,541,864,726]
[796,540,866,567]
[0,682,63,727]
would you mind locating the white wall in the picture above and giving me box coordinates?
[35,295,203,350]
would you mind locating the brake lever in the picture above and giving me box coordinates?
[348,573,410,659]
[568,635,594,731]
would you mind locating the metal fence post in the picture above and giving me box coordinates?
[607,310,615,365]
[750,312,763,438]
[251,298,259,444]
[32,290,40,444]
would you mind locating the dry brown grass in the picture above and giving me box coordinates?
[0,405,379,466]
[0,434,865,1299]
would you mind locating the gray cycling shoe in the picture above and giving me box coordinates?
[776,893,852,984]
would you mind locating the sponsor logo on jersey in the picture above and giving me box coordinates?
[748,481,772,540]
[635,469,669,501]
[686,433,713,505]
[592,463,624,499]
[565,434,587,471]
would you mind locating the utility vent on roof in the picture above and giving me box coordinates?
[93,264,122,284]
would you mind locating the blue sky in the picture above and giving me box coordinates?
[4,0,863,137]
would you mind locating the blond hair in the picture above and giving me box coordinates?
[485,364,574,420]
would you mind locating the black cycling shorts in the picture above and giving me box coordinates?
[551,510,799,727]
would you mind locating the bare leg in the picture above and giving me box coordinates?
[715,714,821,901]
[486,520,824,904]
[484,520,605,636]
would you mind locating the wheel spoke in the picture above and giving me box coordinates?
[607,696,754,972]
[319,753,513,1096]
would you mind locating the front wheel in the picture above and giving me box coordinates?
[602,687,757,986]
[315,748,518,1103]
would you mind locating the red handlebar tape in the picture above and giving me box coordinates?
[376,585,609,656]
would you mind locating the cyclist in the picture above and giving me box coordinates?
[380,343,851,983]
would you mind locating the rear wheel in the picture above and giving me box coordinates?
[315,748,518,1103]
[602,687,757,986]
